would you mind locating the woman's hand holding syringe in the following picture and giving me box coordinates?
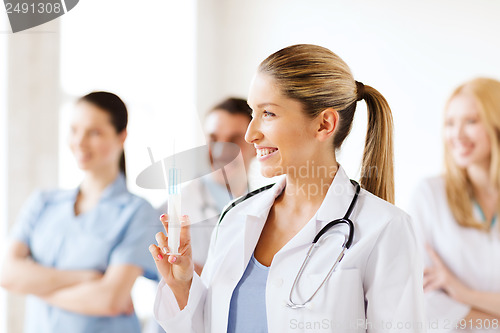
[149,214,193,310]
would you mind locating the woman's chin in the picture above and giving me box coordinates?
[76,161,92,171]
[452,155,473,169]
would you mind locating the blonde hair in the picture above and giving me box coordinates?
[259,44,394,203]
[444,77,500,229]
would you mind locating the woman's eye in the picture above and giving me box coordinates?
[466,118,477,124]
[89,130,101,136]
[263,110,276,117]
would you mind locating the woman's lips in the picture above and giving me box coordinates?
[256,147,279,161]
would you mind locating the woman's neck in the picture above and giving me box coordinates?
[80,166,120,198]
[467,163,496,197]
[280,159,338,213]
[467,163,498,222]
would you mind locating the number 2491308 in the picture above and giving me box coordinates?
[5,2,62,14]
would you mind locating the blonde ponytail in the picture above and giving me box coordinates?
[360,85,394,203]
[259,44,395,203]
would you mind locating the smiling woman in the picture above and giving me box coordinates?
[0,92,159,333]
[150,44,425,333]
[408,78,500,331]
[442,80,500,230]
[444,94,492,173]
[70,93,128,177]
[246,77,317,179]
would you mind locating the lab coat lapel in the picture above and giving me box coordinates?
[276,165,357,257]
[239,176,287,272]
[215,177,286,281]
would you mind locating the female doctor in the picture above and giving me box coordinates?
[149,44,425,332]
[408,78,500,331]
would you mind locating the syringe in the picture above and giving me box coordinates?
[167,165,181,255]
[160,154,182,255]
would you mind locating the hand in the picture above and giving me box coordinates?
[424,245,470,302]
[149,214,193,294]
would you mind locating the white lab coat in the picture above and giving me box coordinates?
[407,177,500,333]
[154,166,426,332]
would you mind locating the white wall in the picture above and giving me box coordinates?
[59,0,203,207]
[197,0,500,207]
[1,17,61,332]
[0,8,8,333]
[57,0,201,326]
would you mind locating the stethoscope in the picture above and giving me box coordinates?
[286,179,360,309]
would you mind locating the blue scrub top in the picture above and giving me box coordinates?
[227,253,269,333]
[10,174,160,333]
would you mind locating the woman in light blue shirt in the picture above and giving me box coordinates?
[0,92,159,333]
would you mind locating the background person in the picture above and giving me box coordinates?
[0,92,159,333]
[159,97,256,275]
[408,78,500,332]
[150,44,425,332]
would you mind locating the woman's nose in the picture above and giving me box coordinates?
[456,122,467,141]
[70,132,87,148]
[245,118,262,144]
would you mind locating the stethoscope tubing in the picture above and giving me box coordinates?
[287,180,360,309]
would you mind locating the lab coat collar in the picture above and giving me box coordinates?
[227,176,286,275]
[276,164,358,256]
[218,165,357,286]
[228,165,357,264]
[239,165,355,219]
[236,174,287,218]
[236,165,356,223]
[316,165,357,223]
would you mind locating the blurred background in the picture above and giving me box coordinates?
[1,0,500,331]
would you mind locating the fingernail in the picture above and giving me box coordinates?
[162,247,168,254]
[157,254,163,260]
[160,214,166,219]
[182,215,188,218]
[170,256,177,263]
